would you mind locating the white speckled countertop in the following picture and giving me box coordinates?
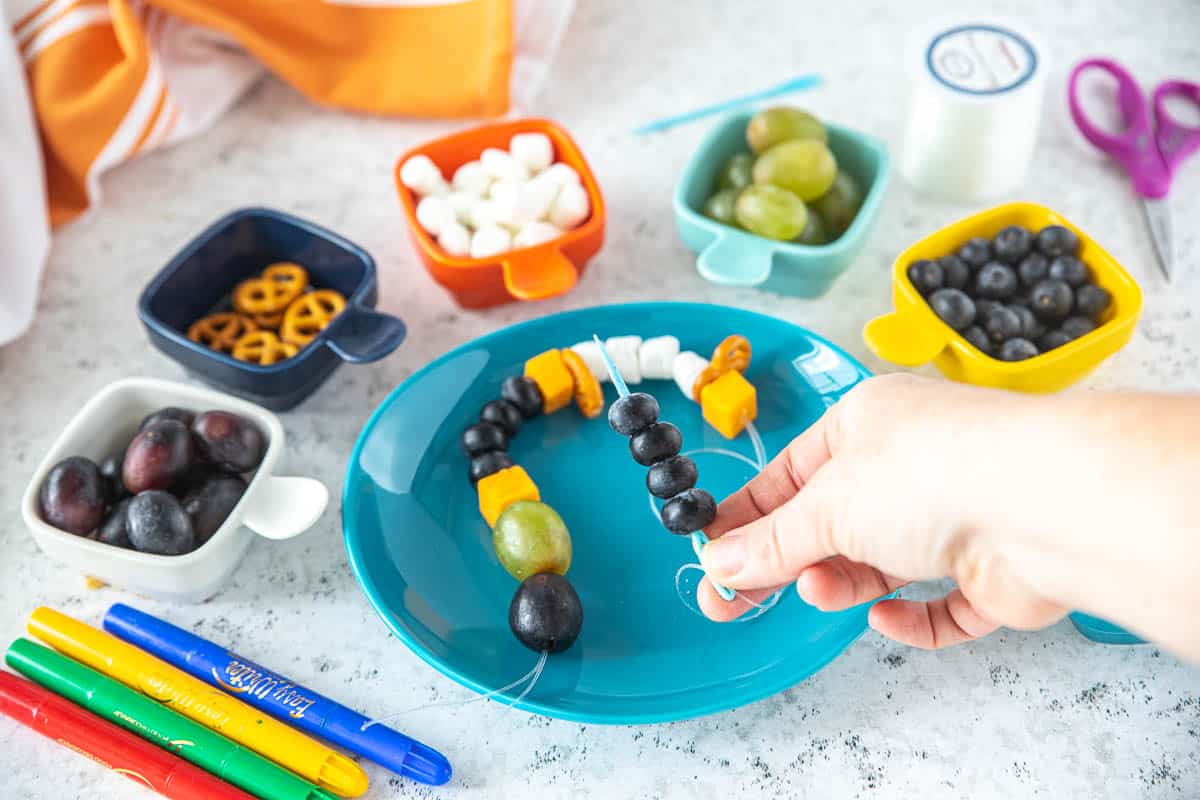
[3,1,1199,797]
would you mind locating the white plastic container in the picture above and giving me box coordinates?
[20,377,328,602]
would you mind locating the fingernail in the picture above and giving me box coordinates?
[701,535,745,580]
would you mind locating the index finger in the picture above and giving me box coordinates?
[705,406,838,540]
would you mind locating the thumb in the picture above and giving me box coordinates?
[700,465,843,591]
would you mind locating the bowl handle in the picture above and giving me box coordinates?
[241,476,329,540]
[501,246,578,301]
[324,307,407,364]
[696,233,772,286]
[862,311,951,366]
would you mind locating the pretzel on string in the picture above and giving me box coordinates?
[233,263,308,316]
[187,312,258,353]
[561,349,603,418]
[280,289,346,346]
[231,330,299,365]
[692,334,752,400]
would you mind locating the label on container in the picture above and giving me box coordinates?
[925,23,1037,95]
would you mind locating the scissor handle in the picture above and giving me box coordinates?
[1068,58,1171,198]
[1153,80,1200,174]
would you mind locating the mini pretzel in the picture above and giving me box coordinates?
[280,290,346,346]
[233,264,308,315]
[231,330,299,365]
[561,349,603,418]
[693,334,752,399]
[250,311,285,329]
[188,312,258,353]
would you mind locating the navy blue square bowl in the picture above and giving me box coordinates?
[139,208,406,410]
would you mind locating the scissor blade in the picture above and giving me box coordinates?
[1140,198,1173,282]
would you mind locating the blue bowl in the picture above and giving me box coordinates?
[139,208,406,410]
[674,112,890,297]
[343,302,876,724]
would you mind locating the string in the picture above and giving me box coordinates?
[359,651,549,730]
[674,564,784,622]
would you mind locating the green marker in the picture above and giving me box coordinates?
[5,639,339,800]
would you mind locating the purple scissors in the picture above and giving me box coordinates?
[1068,58,1200,281]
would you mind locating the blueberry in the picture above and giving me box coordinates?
[126,491,195,555]
[508,573,583,654]
[937,255,971,291]
[139,406,195,431]
[630,422,682,466]
[1074,284,1112,317]
[1048,255,1089,288]
[1017,252,1049,288]
[962,325,992,355]
[660,488,718,534]
[1008,304,1046,340]
[96,498,132,549]
[957,237,992,269]
[182,474,247,545]
[462,421,508,457]
[993,225,1033,265]
[99,452,128,504]
[983,306,1022,343]
[1039,330,1073,351]
[997,338,1039,362]
[608,392,659,436]
[646,455,699,499]
[469,450,513,485]
[39,457,107,536]
[1036,224,1080,257]
[928,288,976,331]
[1030,280,1074,321]
[975,262,1019,299]
[501,376,544,418]
[1060,316,1097,340]
[973,299,1001,321]
[906,259,944,295]
[480,400,524,437]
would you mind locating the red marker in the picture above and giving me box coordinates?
[0,670,255,800]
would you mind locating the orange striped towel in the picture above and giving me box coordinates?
[0,0,572,344]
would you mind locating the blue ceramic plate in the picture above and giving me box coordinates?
[343,303,874,724]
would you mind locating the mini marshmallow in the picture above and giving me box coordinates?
[437,221,471,257]
[549,182,590,230]
[452,160,491,196]
[400,154,446,196]
[416,194,455,236]
[470,224,513,259]
[673,351,710,400]
[570,340,609,383]
[480,147,531,183]
[639,335,680,380]
[444,191,476,224]
[541,162,582,188]
[465,199,499,230]
[510,132,554,173]
[493,179,558,228]
[605,335,643,384]
[514,221,563,249]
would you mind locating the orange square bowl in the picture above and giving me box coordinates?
[394,118,605,309]
[862,202,1142,393]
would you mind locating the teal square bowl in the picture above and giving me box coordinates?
[674,111,890,296]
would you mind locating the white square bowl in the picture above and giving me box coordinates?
[20,377,328,602]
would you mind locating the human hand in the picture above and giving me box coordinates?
[698,373,1073,648]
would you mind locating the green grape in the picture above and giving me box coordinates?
[813,171,863,236]
[703,189,739,226]
[746,106,827,154]
[734,185,807,241]
[717,153,754,191]
[752,139,837,201]
[493,500,572,581]
[794,205,830,245]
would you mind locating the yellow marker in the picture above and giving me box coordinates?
[27,607,369,798]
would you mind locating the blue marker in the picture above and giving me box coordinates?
[102,604,451,786]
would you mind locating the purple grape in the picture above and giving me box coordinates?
[39,457,107,536]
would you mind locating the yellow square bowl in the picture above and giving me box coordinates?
[862,202,1142,393]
